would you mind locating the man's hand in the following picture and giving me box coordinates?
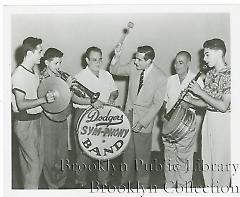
[45,90,55,103]
[161,113,168,123]
[91,100,104,109]
[107,98,115,105]
[107,90,119,106]
[115,43,122,57]
[132,122,145,133]
[111,43,122,65]
[183,93,193,104]
[188,81,203,96]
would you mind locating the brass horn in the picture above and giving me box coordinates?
[57,69,100,104]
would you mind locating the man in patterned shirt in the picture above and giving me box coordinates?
[188,38,231,187]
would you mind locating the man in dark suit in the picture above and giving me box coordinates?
[110,45,167,188]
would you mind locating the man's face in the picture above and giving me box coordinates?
[31,44,43,65]
[203,48,219,68]
[86,51,102,73]
[174,54,189,76]
[134,52,150,70]
[46,57,62,74]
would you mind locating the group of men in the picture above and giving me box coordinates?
[11,36,231,189]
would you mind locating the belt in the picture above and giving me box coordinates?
[13,112,41,121]
[207,108,231,113]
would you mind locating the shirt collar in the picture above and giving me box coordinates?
[20,65,35,74]
[86,66,102,78]
[177,69,192,86]
[144,63,154,77]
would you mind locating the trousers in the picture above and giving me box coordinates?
[13,117,44,189]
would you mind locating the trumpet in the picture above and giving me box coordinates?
[57,69,100,103]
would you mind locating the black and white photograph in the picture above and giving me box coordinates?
[2,2,240,197]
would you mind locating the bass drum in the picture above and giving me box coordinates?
[162,103,195,143]
[76,105,131,160]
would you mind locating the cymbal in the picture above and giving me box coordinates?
[44,104,72,122]
[37,77,71,113]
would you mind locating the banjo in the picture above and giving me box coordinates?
[162,65,212,143]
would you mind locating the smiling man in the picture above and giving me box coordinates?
[72,46,119,188]
[110,45,167,188]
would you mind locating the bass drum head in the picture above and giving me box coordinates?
[76,105,131,160]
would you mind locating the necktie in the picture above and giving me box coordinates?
[137,69,145,95]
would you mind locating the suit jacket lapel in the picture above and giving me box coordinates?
[135,66,156,102]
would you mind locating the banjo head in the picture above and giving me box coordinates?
[162,105,195,143]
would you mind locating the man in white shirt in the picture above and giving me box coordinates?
[72,46,118,188]
[161,51,204,188]
[11,37,55,189]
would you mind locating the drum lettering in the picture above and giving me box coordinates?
[114,129,121,137]
[86,110,99,122]
[102,128,115,137]
[103,146,114,156]
[92,127,102,136]
[81,126,88,135]
[86,109,124,127]
[89,147,101,156]
[116,129,124,137]
[103,140,124,156]
[102,128,129,138]
[77,106,131,160]
[113,140,123,151]
[81,126,130,139]
[87,126,95,135]
[99,109,111,121]
[122,129,129,138]
[96,119,123,127]
[82,138,92,149]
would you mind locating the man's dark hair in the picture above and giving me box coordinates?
[85,47,102,59]
[43,48,64,61]
[137,46,155,61]
[176,51,191,62]
[203,38,226,56]
[22,37,42,57]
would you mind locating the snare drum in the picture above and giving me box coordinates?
[76,105,131,160]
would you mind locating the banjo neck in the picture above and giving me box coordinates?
[164,65,212,121]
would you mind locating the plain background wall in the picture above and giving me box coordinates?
[11,13,230,150]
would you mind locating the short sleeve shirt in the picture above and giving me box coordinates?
[73,67,118,108]
[12,65,42,114]
[203,66,231,111]
[39,67,62,81]
[165,70,204,113]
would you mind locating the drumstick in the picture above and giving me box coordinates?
[118,22,134,47]
[111,22,134,64]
